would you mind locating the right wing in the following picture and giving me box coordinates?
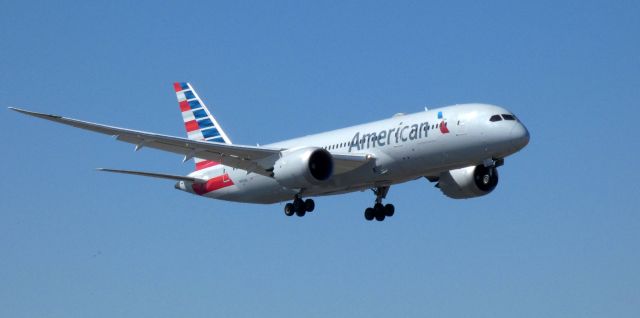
[9,107,282,177]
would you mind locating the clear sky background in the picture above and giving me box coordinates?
[1,1,638,317]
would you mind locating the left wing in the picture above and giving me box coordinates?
[9,107,281,176]
[9,107,375,177]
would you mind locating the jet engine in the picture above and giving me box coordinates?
[437,165,499,199]
[272,147,333,188]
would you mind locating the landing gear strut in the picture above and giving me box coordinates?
[284,195,315,217]
[364,186,395,221]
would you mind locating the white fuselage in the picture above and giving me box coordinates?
[181,103,529,203]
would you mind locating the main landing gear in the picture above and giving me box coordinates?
[284,195,315,217]
[364,186,395,222]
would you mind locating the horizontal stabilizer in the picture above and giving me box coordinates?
[97,168,206,183]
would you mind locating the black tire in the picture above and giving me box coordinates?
[293,199,305,213]
[364,208,374,221]
[374,203,384,218]
[304,199,315,212]
[284,203,295,216]
[375,213,385,221]
[295,209,306,217]
[384,204,395,217]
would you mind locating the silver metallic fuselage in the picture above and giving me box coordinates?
[184,103,529,203]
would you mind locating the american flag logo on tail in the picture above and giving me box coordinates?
[173,82,232,170]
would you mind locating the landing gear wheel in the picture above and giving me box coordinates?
[384,204,395,217]
[373,203,385,221]
[284,203,295,216]
[293,198,307,217]
[364,208,374,221]
[304,199,315,212]
[364,186,394,222]
[286,196,316,218]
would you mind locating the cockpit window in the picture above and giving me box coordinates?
[490,115,502,122]
[502,114,516,121]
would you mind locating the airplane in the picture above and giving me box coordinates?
[9,82,529,221]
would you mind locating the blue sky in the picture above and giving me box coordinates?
[1,1,638,317]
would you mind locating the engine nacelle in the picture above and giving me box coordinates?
[438,165,499,199]
[272,147,333,188]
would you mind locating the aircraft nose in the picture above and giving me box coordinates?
[510,122,530,150]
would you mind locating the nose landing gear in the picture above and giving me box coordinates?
[364,186,395,222]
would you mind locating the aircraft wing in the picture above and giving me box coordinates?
[9,107,374,177]
[332,153,373,175]
[9,107,282,176]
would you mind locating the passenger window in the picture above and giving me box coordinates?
[490,115,502,122]
[502,114,515,120]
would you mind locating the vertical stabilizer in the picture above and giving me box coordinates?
[173,82,231,170]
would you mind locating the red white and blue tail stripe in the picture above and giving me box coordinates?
[173,82,231,170]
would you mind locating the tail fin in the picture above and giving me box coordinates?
[173,82,231,170]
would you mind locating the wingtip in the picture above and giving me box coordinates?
[8,107,37,116]
[8,107,63,119]
[8,107,33,114]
